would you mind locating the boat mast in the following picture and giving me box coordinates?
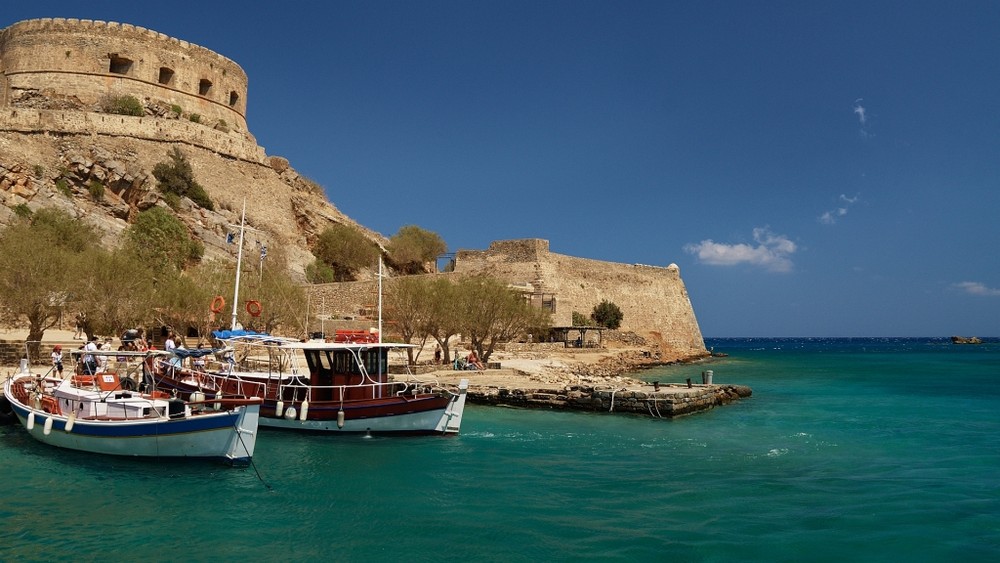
[230,200,247,331]
[377,254,383,344]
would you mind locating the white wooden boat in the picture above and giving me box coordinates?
[3,360,262,465]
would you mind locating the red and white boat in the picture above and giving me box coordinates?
[148,331,468,435]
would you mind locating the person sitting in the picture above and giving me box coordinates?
[466,350,485,371]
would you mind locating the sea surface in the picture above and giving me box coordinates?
[2,337,998,561]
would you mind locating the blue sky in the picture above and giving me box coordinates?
[6,1,999,337]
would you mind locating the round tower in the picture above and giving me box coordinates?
[0,18,249,133]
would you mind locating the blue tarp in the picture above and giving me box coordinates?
[211,329,269,340]
[170,347,219,359]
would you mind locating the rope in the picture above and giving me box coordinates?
[232,413,271,491]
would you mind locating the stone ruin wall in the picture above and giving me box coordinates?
[454,239,707,358]
[0,18,262,163]
[304,239,707,359]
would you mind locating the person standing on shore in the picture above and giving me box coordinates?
[73,313,85,340]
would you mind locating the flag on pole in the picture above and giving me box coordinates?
[260,244,267,261]
[226,232,235,245]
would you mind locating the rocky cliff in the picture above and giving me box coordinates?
[0,124,379,279]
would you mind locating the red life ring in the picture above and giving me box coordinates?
[209,295,226,314]
[246,300,263,317]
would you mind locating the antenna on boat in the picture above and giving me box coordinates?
[230,199,247,331]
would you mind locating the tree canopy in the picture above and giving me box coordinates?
[384,275,550,364]
[312,223,379,281]
[123,206,203,273]
[591,299,623,330]
[0,209,98,351]
[387,225,446,274]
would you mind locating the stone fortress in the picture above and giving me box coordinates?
[0,17,369,273]
[308,238,708,360]
[0,18,707,360]
[0,18,265,163]
[453,239,706,358]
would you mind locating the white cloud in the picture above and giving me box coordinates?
[819,193,860,225]
[853,98,867,125]
[952,281,1000,297]
[853,98,872,138]
[684,227,796,273]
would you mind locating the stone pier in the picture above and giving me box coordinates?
[449,380,752,418]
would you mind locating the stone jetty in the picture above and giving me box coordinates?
[460,381,753,418]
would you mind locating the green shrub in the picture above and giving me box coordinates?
[305,259,336,284]
[215,119,229,133]
[32,164,44,179]
[189,113,201,123]
[170,104,182,116]
[87,179,105,200]
[162,192,181,210]
[100,94,144,116]
[55,178,72,197]
[12,203,32,218]
[152,147,214,211]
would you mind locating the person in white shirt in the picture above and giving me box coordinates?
[82,337,99,375]
[51,345,64,378]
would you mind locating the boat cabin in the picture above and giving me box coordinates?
[302,345,390,401]
[52,379,180,420]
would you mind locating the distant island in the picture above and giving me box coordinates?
[951,336,982,345]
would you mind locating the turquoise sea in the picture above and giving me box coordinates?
[2,337,998,561]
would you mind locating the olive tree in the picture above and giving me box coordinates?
[0,209,98,355]
[123,206,203,273]
[387,225,447,274]
[383,276,435,364]
[76,249,156,340]
[312,224,379,281]
[457,277,551,363]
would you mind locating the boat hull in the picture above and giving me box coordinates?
[153,362,468,435]
[260,390,468,434]
[4,382,260,464]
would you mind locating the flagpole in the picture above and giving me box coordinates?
[230,199,247,331]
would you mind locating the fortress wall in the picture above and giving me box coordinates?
[0,18,248,132]
[0,108,266,163]
[305,279,380,320]
[454,239,706,357]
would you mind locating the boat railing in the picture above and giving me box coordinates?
[275,378,443,404]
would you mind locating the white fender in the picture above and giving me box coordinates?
[299,400,309,421]
[43,416,53,436]
[337,409,345,429]
[65,412,76,432]
[26,411,35,430]
[275,400,284,418]
[284,406,297,420]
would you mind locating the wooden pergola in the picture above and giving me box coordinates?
[551,326,606,348]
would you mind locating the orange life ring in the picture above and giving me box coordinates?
[210,295,226,314]
[246,300,263,317]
